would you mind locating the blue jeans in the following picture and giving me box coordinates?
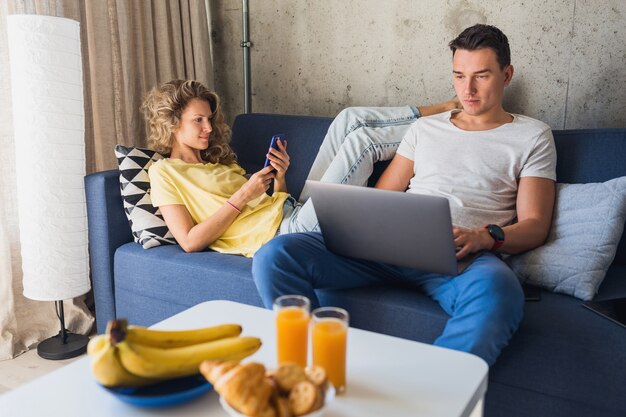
[279,106,420,233]
[252,232,524,366]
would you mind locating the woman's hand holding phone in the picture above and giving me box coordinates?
[263,135,281,168]
[232,166,275,207]
[266,137,289,178]
[265,135,290,192]
[232,134,291,206]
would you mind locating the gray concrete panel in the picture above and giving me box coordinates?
[565,0,626,129]
[211,2,244,123]
[210,1,625,130]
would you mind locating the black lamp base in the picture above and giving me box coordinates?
[37,331,89,360]
[36,299,90,360]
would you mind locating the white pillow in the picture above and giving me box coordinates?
[508,177,626,300]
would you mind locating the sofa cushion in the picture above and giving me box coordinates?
[320,267,626,416]
[114,145,175,249]
[318,285,448,343]
[113,243,262,326]
[508,177,626,300]
[490,266,626,416]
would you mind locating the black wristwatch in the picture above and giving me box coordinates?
[485,224,505,251]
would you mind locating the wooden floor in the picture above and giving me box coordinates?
[0,348,85,394]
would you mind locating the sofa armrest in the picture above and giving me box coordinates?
[85,169,133,333]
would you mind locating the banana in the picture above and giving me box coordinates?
[94,319,261,382]
[89,336,162,387]
[125,323,242,348]
[87,334,108,356]
[116,336,262,379]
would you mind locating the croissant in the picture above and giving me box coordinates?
[199,359,240,385]
[214,362,272,417]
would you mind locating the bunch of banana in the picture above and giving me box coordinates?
[88,333,162,387]
[87,319,261,387]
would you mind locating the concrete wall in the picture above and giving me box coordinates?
[210,0,626,130]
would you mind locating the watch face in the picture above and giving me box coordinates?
[488,224,505,241]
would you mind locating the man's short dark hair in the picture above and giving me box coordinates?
[449,24,510,69]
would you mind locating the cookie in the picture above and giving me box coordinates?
[274,363,307,393]
[288,380,321,416]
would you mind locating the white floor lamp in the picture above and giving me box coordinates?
[7,15,91,360]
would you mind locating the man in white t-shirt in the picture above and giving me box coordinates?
[253,24,556,366]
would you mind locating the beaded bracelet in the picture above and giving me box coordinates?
[226,201,242,214]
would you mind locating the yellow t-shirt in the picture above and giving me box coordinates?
[148,158,288,257]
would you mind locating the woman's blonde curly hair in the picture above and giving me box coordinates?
[141,80,236,165]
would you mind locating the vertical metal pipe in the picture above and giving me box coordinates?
[242,0,252,113]
[58,301,68,344]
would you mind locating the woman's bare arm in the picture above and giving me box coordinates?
[161,166,276,252]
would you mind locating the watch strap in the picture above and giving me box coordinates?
[490,239,504,251]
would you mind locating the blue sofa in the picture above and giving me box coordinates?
[86,113,626,417]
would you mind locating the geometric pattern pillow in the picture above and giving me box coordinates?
[114,145,176,249]
[507,177,626,301]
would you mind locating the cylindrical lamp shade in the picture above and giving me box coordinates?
[7,15,90,301]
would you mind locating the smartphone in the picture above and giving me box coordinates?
[264,134,285,169]
[583,297,626,329]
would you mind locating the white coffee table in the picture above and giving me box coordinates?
[0,300,488,417]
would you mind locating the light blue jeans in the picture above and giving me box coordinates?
[279,106,421,234]
[252,232,524,366]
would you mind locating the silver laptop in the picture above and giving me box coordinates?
[306,180,462,276]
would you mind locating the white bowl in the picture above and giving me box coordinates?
[219,384,336,417]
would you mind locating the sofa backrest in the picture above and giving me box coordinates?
[231,113,333,201]
[552,129,626,183]
[552,129,626,265]
[232,114,626,265]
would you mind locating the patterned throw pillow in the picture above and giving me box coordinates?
[114,145,176,249]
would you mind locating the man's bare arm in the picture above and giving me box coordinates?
[375,154,414,191]
[500,176,555,254]
[453,177,555,259]
[417,98,462,117]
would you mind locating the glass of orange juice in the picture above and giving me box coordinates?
[273,295,311,367]
[311,306,349,393]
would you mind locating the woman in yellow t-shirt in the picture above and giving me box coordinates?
[143,79,460,257]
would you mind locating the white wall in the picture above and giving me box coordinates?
[210,0,626,130]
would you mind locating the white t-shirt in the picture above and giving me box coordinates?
[396,110,556,229]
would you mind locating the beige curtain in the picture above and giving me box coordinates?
[0,0,214,360]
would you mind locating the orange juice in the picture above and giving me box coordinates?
[276,306,310,367]
[312,317,348,392]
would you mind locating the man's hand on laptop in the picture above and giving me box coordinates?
[453,226,494,260]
